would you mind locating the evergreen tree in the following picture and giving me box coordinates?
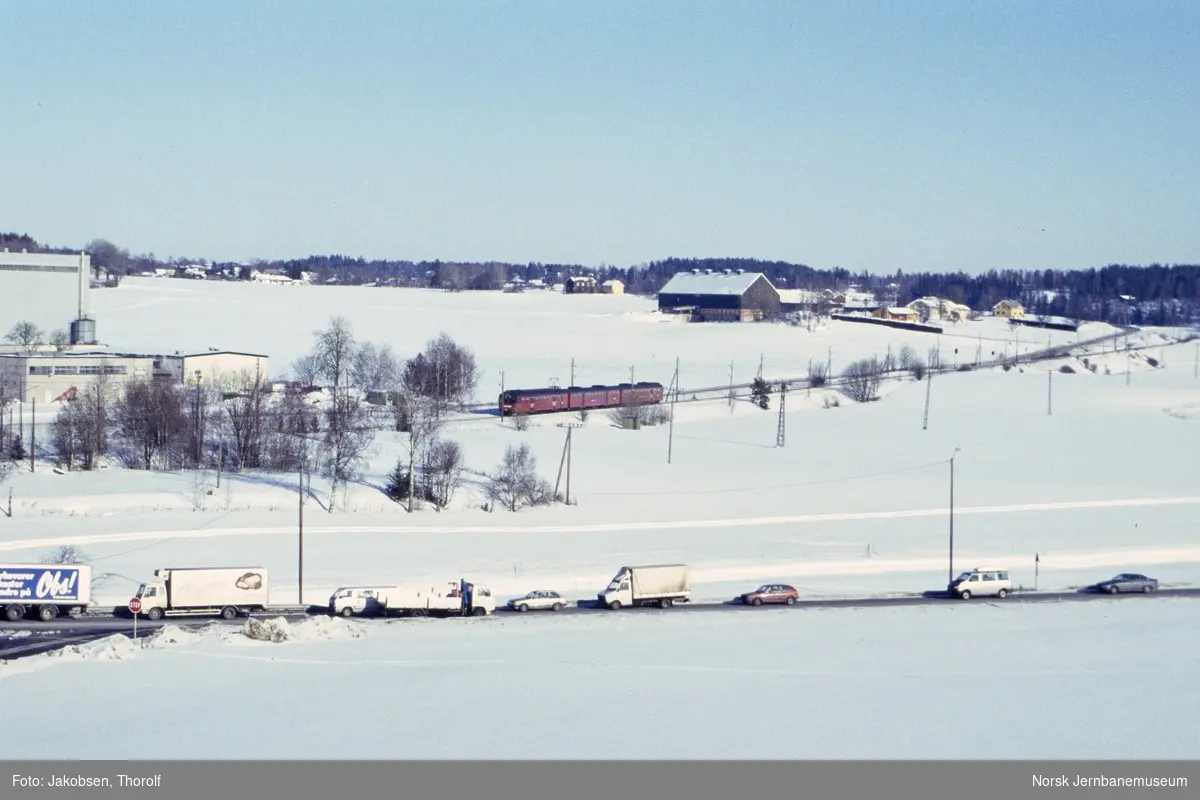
[751,378,771,410]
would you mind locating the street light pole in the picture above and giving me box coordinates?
[949,447,960,587]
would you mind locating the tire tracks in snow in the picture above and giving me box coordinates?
[1,495,1198,553]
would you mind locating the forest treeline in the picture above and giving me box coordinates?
[4,231,1196,326]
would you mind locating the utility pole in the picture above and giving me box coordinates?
[948,447,960,587]
[553,423,583,504]
[826,346,832,377]
[570,357,575,387]
[1047,370,1053,416]
[217,443,223,488]
[775,383,787,447]
[298,464,305,606]
[668,357,679,464]
[756,352,764,381]
[727,362,734,410]
[30,398,35,473]
[922,371,932,430]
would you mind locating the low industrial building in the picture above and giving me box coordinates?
[0,349,270,404]
[657,269,782,322]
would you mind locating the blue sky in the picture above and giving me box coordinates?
[2,1,1197,272]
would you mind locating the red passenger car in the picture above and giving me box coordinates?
[499,382,665,416]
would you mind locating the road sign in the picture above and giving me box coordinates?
[128,597,142,614]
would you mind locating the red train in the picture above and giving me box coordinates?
[499,382,665,416]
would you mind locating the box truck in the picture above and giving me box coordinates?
[133,567,269,621]
[598,564,690,610]
[1,564,93,622]
[328,580,495,618]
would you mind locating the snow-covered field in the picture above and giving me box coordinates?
[3,599,1199,759]
[1,279,1197,758]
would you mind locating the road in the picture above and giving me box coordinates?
[4,587,1198,662]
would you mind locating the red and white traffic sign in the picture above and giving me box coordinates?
[128,597,142,614]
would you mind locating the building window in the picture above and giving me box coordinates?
[78,365,102,375]
[102,365,127,375]
[29,366,52,376]
[53,366,78,375]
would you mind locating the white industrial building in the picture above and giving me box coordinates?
[0,250,96,345]
[0,350,270,405]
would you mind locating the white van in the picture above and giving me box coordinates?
[948,567,1012,600]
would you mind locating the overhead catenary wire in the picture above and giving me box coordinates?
[585,457,950,497]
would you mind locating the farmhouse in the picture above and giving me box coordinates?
[873,306,919,323]
[993,299,1025,318]
[907,296,972,323]
[600,279,625,295]
[564,276,598,294]
[657,269,782,322]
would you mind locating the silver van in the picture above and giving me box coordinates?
[948,567,1012,600]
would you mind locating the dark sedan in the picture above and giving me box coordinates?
[736,584,799,606]
[1092,573,1159,594]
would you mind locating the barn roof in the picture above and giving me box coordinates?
[658,271,768,297]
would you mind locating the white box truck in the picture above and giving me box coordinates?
[133,567,269,621]
[329,580,495,618]
[1,564,93,622]
[598,564,690,610]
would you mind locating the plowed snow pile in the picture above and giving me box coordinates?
[240,616,367,644]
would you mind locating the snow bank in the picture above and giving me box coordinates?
[240,616,368,644]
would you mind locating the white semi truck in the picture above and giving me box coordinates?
[132,567,270,621]
[329,580,495,618]
[597,564,690,609]
[1,564,93,622]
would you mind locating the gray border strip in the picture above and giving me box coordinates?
[2,761,1196,800]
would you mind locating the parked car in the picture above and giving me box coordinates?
[507,590,568,612]
[736,584,799,606]
[1092,573,1159,594]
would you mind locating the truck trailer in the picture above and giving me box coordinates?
[133,567,270,621]
[1,564,93,622]
[329,580,495,618]
[597,564,690,609]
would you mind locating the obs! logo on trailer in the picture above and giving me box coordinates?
[37,569,82,599]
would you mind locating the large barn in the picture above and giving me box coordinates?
[656,269,782,322]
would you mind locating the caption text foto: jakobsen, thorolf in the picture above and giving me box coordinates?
[12,773,163,789]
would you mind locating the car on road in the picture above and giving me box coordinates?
[948,567,1012,600]
[1091,573,1159,594]
[507,590,568,612]
[736,584,799,606]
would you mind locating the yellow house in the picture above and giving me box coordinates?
[601,279,625,295]
[993,300,1025,318]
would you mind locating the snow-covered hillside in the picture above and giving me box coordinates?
[1,280,1197,759]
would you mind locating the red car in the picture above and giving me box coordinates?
[737,584,799,606]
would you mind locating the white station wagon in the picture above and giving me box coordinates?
[507,590,569,612]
